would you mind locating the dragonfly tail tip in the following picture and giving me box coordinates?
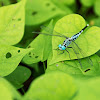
[87,24,89,26]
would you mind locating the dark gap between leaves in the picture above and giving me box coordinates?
[19,62,40,94]
[6,52,12,58]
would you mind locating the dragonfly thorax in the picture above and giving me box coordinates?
[58,38,72,50]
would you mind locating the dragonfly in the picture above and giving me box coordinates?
[32,24,93,68]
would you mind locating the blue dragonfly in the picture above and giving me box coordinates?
[32,24,93,68]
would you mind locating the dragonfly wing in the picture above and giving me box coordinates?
[69,43,83,68]
[41,25,68,38]
[71,41,93,66]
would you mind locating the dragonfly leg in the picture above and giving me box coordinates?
[68,47,83,68]
[68,47,79,54]
[53,47,59,50]
[57,51,64,55]
[65,49,71,60]
[58,51,64,55]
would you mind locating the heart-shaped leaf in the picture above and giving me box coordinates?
[49,14,100,65]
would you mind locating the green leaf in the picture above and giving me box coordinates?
[0,0,25,45]
[52,0,75,6]
[47,54,100,77]
[49,14,100,65]
[0,44,33,76]
[25,0,66,25]
[80,0,95,7]
[23,20,53,64]
[23,72,77,100]
[5,65,31,89]
[0,78,21,100]
[94,0,100,16]
[73,77,100,100]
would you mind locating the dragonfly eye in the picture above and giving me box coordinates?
[62,46,66,50]
[58,44,61,48]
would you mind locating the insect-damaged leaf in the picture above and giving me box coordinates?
[25,0,69,25]
[0,44,33,76]
[22,20,53,64]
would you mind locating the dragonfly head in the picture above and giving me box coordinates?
[58,44,66,50]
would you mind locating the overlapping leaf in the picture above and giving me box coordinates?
[22,20,53,64]
[5,65,31,89]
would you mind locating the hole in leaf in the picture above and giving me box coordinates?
[32,11,37,16]
[35,56,38,58]
[6,52,12,58]
[84,69,90,72]
[52,8,56,11]
[18,50,20,53]
[46,3,50,6]
[18,18,21,21]
[29,55,32,57]
[29,52,31,55]
[28,46,31,48]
